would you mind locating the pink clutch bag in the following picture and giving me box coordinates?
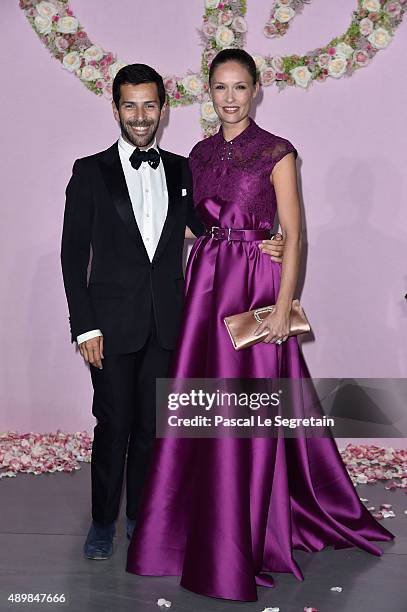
[223,299,310,351]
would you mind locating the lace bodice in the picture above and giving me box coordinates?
[189,119,297,222]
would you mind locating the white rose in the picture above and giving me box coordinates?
[362,0,381,11]
[368,27,392,49]
[182,74,204,96]
[201,100,218,122]
[215,26,235,47]
[359,17,374,36]
[271,55,284,72]
[253,55,267,72]
[63,51,81,73]
[336,42,354,59]
[84,45,104,62]
[328,56,347,78]
[81,65,101,81]
[275,6,295,23]
[34,15,52,35]
[57,16,79,34]
[205,0,219,8]
[109,61,126,78]
[290,66,312,88]
[36,1,58,18]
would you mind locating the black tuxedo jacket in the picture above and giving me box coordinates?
[61,142,205,355]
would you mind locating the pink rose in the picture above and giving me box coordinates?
[232,16,247,33]
[164,78,177,94]
[219,10,233,26]
[55,36,69,51]
[385,1,402,16]
[202,21,217,37]
[96,80,104,89]
[204,49,217,64]
[264,23,277,37]
[353,49,370,66]
[174,92,181,100]
[328,47,336,55]
[317,53,330,67]
[260,67,276,86]
[66,8,73,17]
[271,55,284,72]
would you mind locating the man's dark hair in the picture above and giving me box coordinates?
[209,48,257,85]
[112,64,166,109]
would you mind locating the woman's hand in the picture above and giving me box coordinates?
[253,306,290,344]
[258,233,285,263]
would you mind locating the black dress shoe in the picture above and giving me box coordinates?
[83,521,115,560]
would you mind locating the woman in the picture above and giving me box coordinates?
[126,49,394,601]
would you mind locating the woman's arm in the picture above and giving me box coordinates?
[272,152,302,310]
[255,152,302,343]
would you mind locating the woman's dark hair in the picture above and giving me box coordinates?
[113,63,166,109]
[209,49,257,85]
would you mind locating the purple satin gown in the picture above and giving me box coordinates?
[127,119,394,601]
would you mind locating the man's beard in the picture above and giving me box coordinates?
[120,117,159,149]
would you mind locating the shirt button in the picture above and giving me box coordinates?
[146,237,150,241]
[145,188,150,193]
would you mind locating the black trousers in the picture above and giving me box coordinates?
[89,320,172,525]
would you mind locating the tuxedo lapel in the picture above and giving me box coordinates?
[153,148,181,263]
[99,144,149,259]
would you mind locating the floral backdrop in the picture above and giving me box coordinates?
[20,0,407,133]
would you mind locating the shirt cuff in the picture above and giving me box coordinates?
[77,329,103,345]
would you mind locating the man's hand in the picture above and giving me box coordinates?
[78,336,104,369]
[258,232,285,262]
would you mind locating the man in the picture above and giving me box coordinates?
[61,64,285,560]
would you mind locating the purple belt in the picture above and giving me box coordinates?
[205,226,272,242]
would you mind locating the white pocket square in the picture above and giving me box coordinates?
[182,188,187,196]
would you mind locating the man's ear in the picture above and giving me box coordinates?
[160,101,168,121]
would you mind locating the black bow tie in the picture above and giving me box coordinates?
[129,147,161,170]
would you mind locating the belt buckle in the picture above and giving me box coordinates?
[211,226,221,239]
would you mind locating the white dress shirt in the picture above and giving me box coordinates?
[77,136,169,345]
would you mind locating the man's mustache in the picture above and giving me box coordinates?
[127,121,154,128]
